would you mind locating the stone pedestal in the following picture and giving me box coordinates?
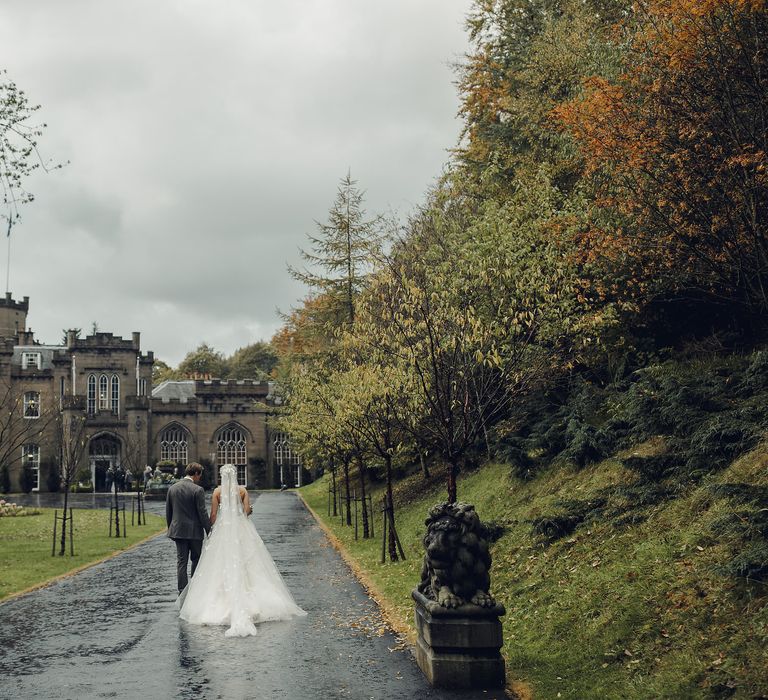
[412,588,506,689]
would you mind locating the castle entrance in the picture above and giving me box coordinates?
[89,435,122,492]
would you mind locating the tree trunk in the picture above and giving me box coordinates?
[343,458,352,526]
[113,482,121,537]
[419,451,430,479]
[331,463,338,517]
[447,459,459,504]
[385,454,398,562]
[356,453,369,538]
[59,485,69,556]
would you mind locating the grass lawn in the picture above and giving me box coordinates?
[0,508,166,601]
[301,450,768,699]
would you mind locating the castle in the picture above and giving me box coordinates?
[0,293,302,492]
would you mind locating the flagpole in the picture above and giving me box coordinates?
[5,217,11,296]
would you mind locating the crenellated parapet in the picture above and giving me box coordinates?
[69,332,141,351]
[0,293,29,312]
[195,379,270,397]
[151,395,199,411]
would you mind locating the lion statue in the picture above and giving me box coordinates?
[417,501,496,609]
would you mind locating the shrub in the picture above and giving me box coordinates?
[531,497,606,542]
[19,465,36,494]
[621,454,679,483]
[560,422,609,469]
[684,417,759,476]
[0,499,41,517]
[483,519,507,543]
[44,458,61,493]
[721,541,768,582]
[739,350,768,395]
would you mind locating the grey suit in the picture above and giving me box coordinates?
[166,477,211,592]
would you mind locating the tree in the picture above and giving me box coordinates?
[331,358,412,559]
[120,427,146,485]
[177,343,228,379]
[275,363,356,525]
[0,381,55,492]
[56,411,87,555]
[358,190,567,503]
[289,172,384,329]
[1,71,59,229]
[455,0,627,200]
[228,342,278,380]
[152,359,178,384]
[556,0,768,315]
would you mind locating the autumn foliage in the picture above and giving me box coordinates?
[556,0,768,312]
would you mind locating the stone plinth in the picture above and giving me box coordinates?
[412,588,506,689]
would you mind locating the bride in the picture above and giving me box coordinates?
[178,464,306,637]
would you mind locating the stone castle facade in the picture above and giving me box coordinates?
[0,293,302,492]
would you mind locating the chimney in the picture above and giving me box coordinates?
[132,332,140,349]
[66,330,77,348]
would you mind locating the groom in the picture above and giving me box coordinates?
[166,463,211,593]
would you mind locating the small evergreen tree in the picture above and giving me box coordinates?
[0,464,10,494]
[20,464,35,493]
[289,172,384,329]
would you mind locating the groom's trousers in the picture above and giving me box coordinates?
[174,538,203,593]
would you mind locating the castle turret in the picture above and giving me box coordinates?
[0,293,29,340]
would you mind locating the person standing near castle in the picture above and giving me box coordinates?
[165,463,211,593]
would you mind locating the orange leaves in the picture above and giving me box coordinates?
[552,0,768,310]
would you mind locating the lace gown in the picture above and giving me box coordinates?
[178,465,306,637]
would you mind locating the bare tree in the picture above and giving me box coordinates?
[55,409,87,555]
[0,381,56,491]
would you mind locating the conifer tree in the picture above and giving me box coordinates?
[289,172,383,329]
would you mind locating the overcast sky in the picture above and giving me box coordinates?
[0,0,472,365]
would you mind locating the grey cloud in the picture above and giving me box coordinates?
[1,0,472,365]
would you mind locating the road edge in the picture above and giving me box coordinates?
[296,491,417,648]
[0,526,166,606]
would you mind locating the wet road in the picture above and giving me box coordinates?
[0,492,501,700]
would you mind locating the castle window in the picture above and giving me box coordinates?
[273,431,302,486]
[217,426,247,485]
[23,391,40,419]
[22,444,40,491]
[98,375,109,410]
[138,378,147,397]
[111,375,119,414]
[21,352,41,370]
[159,425,188,463]
[87,375,96,414]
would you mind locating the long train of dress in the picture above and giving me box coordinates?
[178,470,306,637]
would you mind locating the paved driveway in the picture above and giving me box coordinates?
[0,492,503,700]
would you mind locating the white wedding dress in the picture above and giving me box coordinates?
[178,464,306,637]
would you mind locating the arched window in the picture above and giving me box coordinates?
[273,431,302,486]
[23,391,40,419]
[98,375,109,410]
[22,444,40,491]
[217,425,247,485]
[159,425,189,463]
[87,375,96,414]
[111,375,120,414]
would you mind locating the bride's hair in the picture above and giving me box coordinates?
[219,464,237,482]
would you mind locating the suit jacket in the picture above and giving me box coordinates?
[166,478,211,540]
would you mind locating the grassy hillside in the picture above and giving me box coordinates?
[301,444,768,698]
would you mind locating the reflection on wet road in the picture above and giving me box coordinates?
[0,492,500,700]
